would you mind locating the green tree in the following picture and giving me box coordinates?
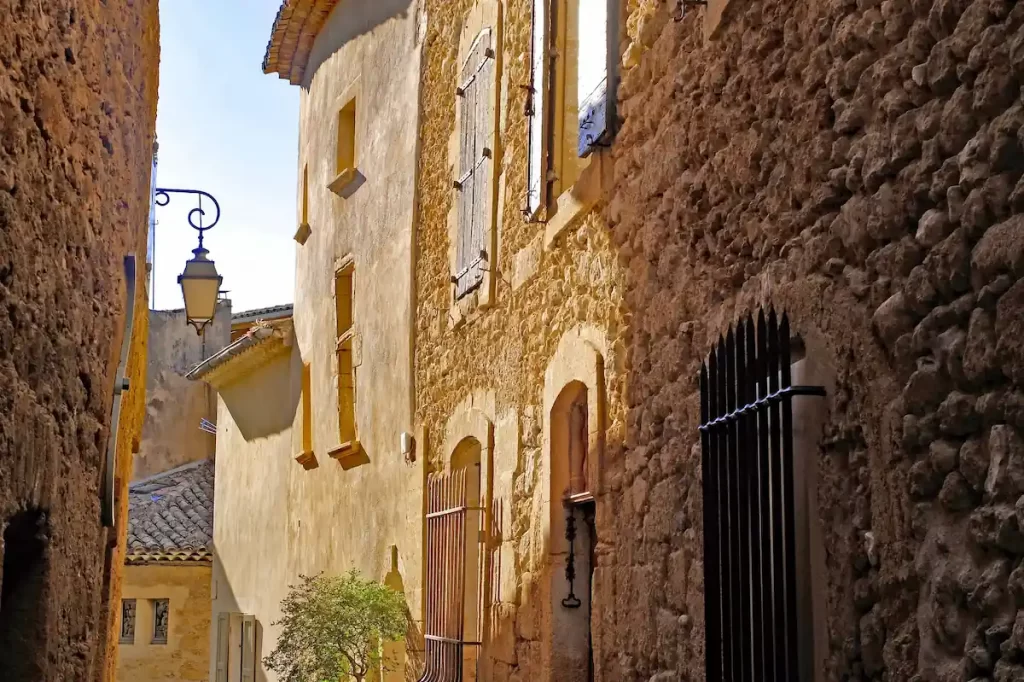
[263,570,407,682]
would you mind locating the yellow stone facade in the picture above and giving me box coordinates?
[116,565,212,682]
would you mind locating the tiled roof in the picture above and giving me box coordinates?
[185,319,294,386]
[263,0,342,85]
[126,460,214,565]
[232,303,293,324]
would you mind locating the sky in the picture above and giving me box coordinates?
[151,0,298,313]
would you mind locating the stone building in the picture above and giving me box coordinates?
[0,2,159,681]
[215,0,1024,681]
[117,460,214,682]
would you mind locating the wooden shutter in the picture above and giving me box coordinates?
[526,0,549,217]
[241,615,256,682]
[577,0,614,157]
[215,613,229,682]
[454,29,494,300]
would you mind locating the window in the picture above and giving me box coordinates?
[330,263,365,468]
[151,599,169,644]
[453,29,496,301]
[295,363,317,469]
[295,163,311,245]
[329,98,358,195]
[216,613,258,682]
[699,310,825,682]
[120,599,136,644]
[526,0,615,217]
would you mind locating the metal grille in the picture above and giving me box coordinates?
[699,309,823,682]
[419,469,483,682]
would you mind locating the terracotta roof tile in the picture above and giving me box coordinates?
[126,460,214,563]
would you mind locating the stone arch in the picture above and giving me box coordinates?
[440,397,495,681]
[539,326,607,682]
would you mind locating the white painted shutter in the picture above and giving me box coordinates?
[577,0,614,156]
[215,613,229,682]
[454,30,494,299]
[526,0,549,216]
[241,615,256,682]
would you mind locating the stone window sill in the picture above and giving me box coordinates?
[329,441,368,470]
[328,168,358,196]
[293,222,311,245]
[294,450,318,470]
[543,152,609,251]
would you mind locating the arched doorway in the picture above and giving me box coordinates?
[452,437,483,682]
[549,382,595,682]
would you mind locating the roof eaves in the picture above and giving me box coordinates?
[186,320,293,387]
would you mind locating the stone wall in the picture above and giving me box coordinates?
[0,0,159,680]
[136,304,231,481]
[605,0,1024,679]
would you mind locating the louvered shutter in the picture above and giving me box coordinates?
[215,613,229,682]
[241,615,256,682]
[526,0,549,216]
[577,0,614,156]
[454,30,494,300]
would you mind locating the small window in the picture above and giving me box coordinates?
[329,98,358,195]
[332,263,360,464]
[301,362,313,455]
[151,599,169,644]
[120,599,136,644]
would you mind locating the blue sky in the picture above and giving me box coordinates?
[152,0,298,313]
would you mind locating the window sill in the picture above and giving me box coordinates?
[543,152,608,251]
[329,441,368,470]
[327,167,358,196]
[293,222,311,245]
[294,450,318,470]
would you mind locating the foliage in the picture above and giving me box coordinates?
[263,570,407,682]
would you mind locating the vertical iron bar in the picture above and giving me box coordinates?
[716,338,734,682]
[745,316,765,682]
[735,322,752,682]
[757,310,776,682]
[780,314,799,681]
[767,310,788,682]
[701,364,722,682]
[726,330,743,682]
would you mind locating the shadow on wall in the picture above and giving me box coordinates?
[218,350,300,442]
[303,0,415,90]
[213,541,422,682]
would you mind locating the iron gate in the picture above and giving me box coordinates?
[419,469,483,682]
[699,309,824,682]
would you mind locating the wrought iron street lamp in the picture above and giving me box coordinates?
[154,187,224,334]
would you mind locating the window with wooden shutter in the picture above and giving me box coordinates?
[241,615,256,682]
[576,0,613,157]
[215,613,229,682]
[526,0,549,218]
[330,262,365,468]
[453,29,495,300]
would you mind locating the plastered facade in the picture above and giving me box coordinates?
[210,1,425,679]
[117,564,211,682]
[136,304,231,481]
[0,1,159,680]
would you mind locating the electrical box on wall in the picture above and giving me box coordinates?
[400,432,415,463]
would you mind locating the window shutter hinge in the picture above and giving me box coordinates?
[482,147,492,159]
[484,48,495,59]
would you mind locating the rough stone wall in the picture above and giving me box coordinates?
[605,0,1024,680]
[136,304,230,481]
[414,0,629,680]
[0,0,159,680]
